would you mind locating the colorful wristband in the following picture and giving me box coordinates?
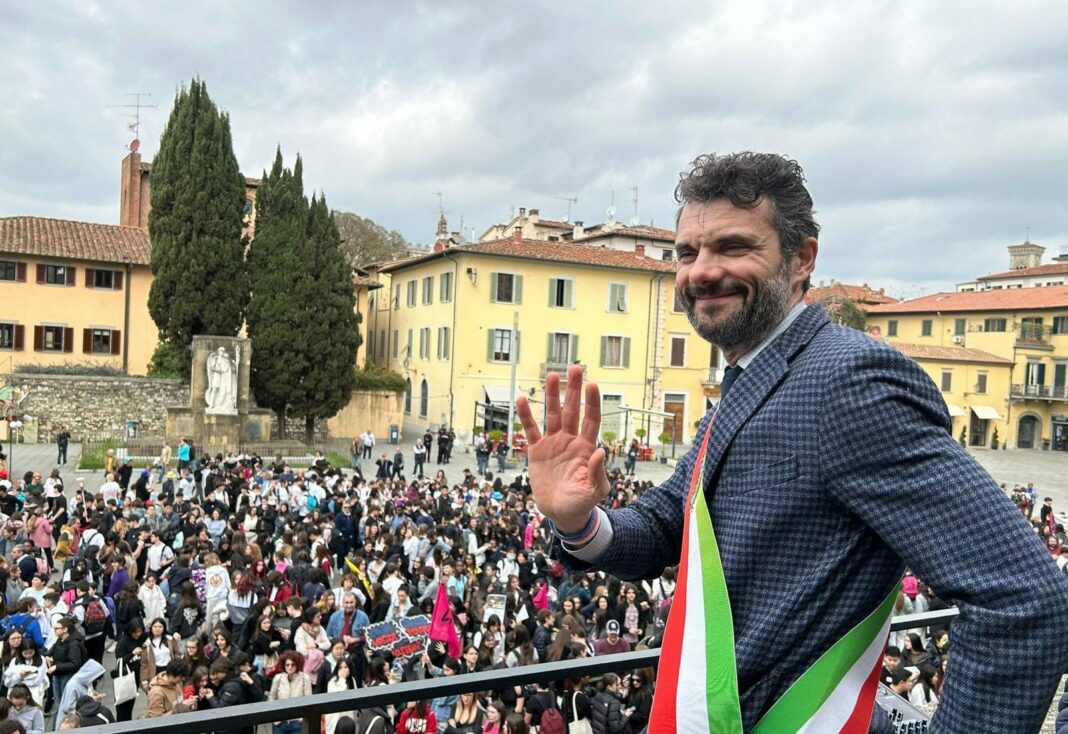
[548,510,597,544]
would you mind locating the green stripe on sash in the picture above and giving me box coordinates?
[694,488,743,733]
[752,583,900,732]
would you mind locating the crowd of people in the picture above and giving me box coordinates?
[0,434,668,734]
[0,427,1035,733]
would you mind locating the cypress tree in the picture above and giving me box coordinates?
[246,150,311,436]
[289,193,361,442]
[147,79,248,371]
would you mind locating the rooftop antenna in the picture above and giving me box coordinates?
[554,195,578,221]
[1025,224,1030,243]
[629,186,640,226]
[433,192,444,216]
[108,93,157,148]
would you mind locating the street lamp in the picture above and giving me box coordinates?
[7,418,22,480]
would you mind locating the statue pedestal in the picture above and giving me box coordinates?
[166,336,272,450]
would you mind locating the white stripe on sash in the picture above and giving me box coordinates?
[797,610,892,732]
[675,502,710,731]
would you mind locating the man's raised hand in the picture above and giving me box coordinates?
[516,364,611,534]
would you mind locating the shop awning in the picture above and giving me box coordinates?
[971,405,1002,421]
[483,385,521,406]
[945,404,966,417]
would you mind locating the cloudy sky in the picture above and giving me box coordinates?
[4,1,1068,296]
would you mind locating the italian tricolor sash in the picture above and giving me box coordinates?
[649,419,898,733]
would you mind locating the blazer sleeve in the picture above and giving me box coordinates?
[818,345,1068,734]
[552,414,711,581]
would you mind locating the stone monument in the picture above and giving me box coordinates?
[166,335,272,449]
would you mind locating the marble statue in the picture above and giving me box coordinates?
[205,346,238,414]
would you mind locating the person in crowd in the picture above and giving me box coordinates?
[268,651,313,734]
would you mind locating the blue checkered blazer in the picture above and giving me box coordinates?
[560,304,1068,733]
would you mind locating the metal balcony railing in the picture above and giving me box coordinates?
[76,608,959,734]
[1011,384,1068,401]
[1015,322,1053,347]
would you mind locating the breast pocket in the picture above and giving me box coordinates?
[718,454,800,497]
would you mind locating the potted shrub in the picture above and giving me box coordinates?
[601,430,617,445]
[488,429,504,442]
[657,431,672,463]
[634,427,647,460]
[959,427,967,447]
[991,428,999,450]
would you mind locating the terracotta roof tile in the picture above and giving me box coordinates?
[867,286,1068,314]
[976,262,1068,281]
[888,342,1013,365]
[805,282,897,306]
[580,224,677,243]
[0,216,151,266]
[378,238,677,274]
[533,219,572,229]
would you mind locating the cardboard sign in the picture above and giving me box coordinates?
[366,621,403,651]
[483,594,507,623]
[366,615,432,661]
[400,615,431,639]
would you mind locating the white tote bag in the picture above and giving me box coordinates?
[112,658,138,705]
[569,692,593,734]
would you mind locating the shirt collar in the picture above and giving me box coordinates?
[734,300,808,369]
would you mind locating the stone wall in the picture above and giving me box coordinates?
[1,373,187,441]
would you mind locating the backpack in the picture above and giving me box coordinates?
[537,693,565,734]
[540,708,565,734]
[79,596,109,636]
[0,615,32,637]
[306,495,318,511]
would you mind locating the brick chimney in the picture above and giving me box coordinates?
[573,221,585,240]
[635,243,646,257]
[518,207,526,220]
[529,208,540,224]
[513,226,523,243]
[119,147,146,227]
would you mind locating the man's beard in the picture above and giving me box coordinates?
[680,260,793,352]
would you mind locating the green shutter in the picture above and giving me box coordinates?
[490,272,499,302]
[514,275,523,304]
[622,337,631,368]
[570,334,579,363]
[547,333,556,361]
[564,279,574,308]
[548,278,557,307]
[487,329,496,361]
[1037,363,1047,386]
[600,336,608,367]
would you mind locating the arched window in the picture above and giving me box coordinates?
[404,377,412,414]
[419,379,429,418]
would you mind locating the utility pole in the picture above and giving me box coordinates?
[507,311,519,446]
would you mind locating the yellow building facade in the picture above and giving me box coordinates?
[0,217,157,376]
[867,286,1068,451]
[368,236,719,447]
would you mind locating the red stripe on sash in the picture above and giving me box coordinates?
[838,654,883,733]
[647,423,716,734]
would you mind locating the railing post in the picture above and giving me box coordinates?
[302,714,320,734]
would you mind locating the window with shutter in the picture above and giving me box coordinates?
[41,325,64,352]
[422,276,433,305]
[13,325,23,351]
[608,283,627,312]
[92,270,115,289]
[0,262,17,281]
[601,336,625,367]
[36,264,45,284]
[406,280,417,307]
[0,323,14,349]
[65,267,76,286]
[88,329,113,354]
[440,272,453,303]
[114,270,124,290]
[670,336,686,367]
[110,330,122,355]
[392,330,399,359]
[63,327,74,352]
[490,329,512,361]
[494,273,515,303]
[43,265,68,285]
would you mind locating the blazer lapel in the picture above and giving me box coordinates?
[702,304,832,490]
